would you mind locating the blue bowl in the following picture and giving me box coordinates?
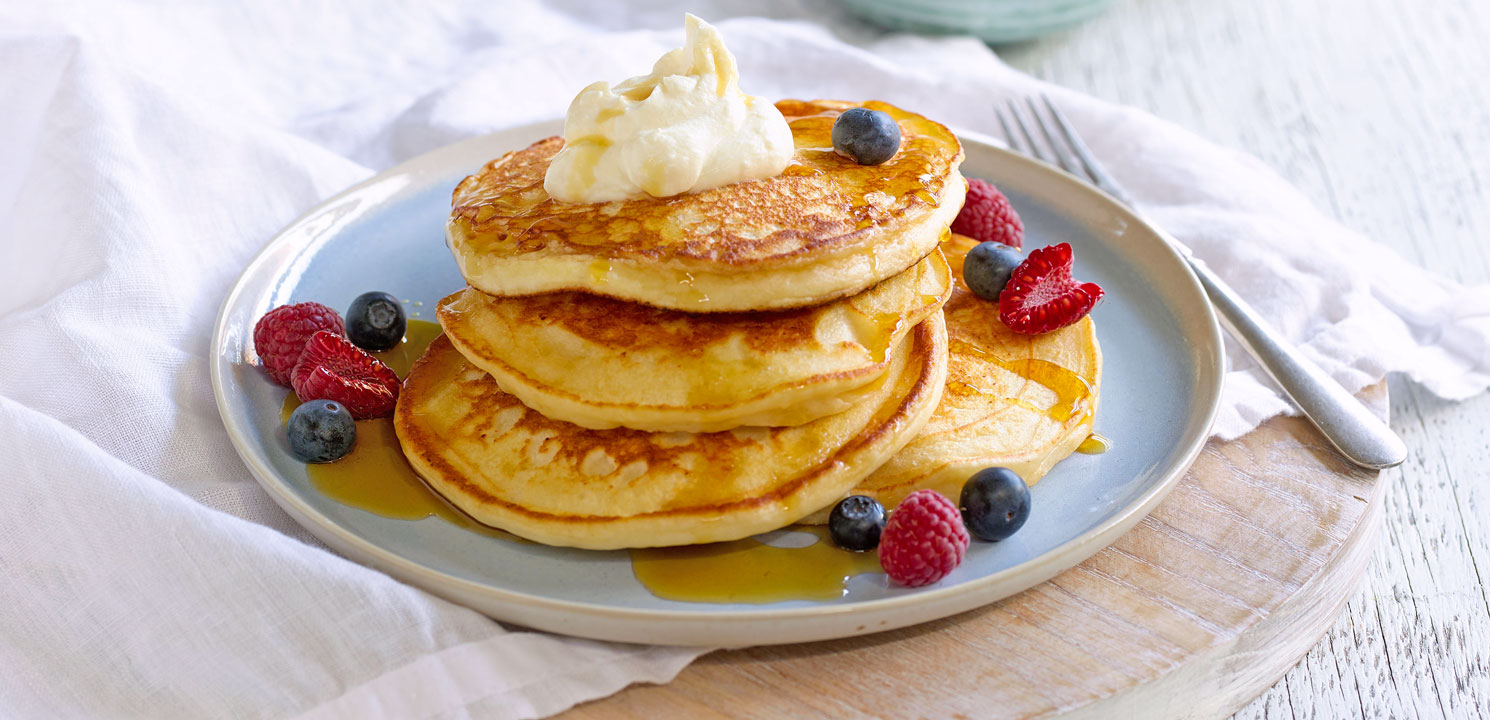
[838,0,1116,43]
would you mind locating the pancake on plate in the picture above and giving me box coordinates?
[446,99,966,312]
[394,312,948,549]
[802,233,1101,522]
[438,248,951,433]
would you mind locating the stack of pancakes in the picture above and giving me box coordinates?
[395,100,1101,549]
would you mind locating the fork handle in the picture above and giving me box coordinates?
[1177,243,1407,469]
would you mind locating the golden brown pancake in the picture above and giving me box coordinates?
[802,233,1101,522]
[447,99,966,312]
[394,312,948,550]
[437,248,951,433]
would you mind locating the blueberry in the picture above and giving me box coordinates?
[832,108,901,165]
[829,495,886,551]
[286,400,357,463]
[959,467,1031,542]
[346,291,406,351]
[962,242,1024,301]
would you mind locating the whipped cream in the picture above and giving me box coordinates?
[543,14,794,203]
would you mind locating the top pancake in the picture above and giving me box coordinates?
[447,99,966,312]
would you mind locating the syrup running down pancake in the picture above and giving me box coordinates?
[446,99,966,312]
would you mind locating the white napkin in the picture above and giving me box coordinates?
[2,2,1487,719]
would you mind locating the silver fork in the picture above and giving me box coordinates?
[997,96,1406,470]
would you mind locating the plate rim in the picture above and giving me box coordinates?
[210,122,1225,645]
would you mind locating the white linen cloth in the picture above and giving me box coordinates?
[2,2,1487,718]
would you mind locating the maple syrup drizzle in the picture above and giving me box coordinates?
[784,110,942,211]
[782,161,824,178]
[1077,433,1111,454]
[943,380,1051,419]
[588,259,612,284]
[630,526,882,603]
[281,319,525,542]
[857,266,948,364]
[865,312,906,364]
[372,317,444,377]
[946,339,1094,423]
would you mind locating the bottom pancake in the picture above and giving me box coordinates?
[394,313,948,549]
[802,233,1101,522]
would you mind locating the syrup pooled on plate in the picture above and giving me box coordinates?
[630,526,883,603]
[282,318,522,541]
[1077,432,1111,454]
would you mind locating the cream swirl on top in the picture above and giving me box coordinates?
[543,14,794,204]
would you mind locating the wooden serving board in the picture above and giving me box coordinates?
[562,384,1388,719]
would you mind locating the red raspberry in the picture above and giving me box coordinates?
[253,302,345,387]
[951,178,1023,249]
[291,331,401,419]
[879,490,970,587]
[999,243,1103,335]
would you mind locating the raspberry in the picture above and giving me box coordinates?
[291,331,401,419]
[879,490,970,587]
[253,302,345,386]
[951,178,1023,249]
[999,243,1103,335]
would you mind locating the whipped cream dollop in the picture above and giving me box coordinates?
[543,14,794,204]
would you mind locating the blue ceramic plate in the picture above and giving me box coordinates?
[211,123,1223,646]
[836,0,1117,44]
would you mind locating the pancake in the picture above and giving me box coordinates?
[447,99,966,312]
[395,313,949,549]
[438,248,952,433]
[801,233,1101,522]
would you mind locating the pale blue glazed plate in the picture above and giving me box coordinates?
[836,0,1117,44]
[211,122,1223,646]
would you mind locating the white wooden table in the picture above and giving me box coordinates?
[1000,0,1490,715]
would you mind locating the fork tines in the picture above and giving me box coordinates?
[995,95,1131,205]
